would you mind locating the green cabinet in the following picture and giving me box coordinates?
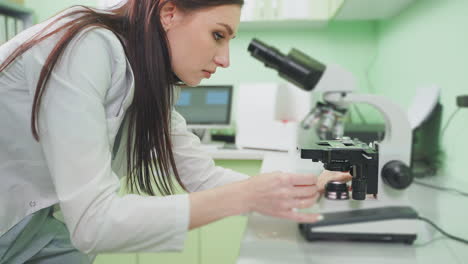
[94,254,137,264]
[94,159,262,264]
[213,160,262,177]
[199,160,260,264]
[138,229,200,264]
[200,216,248,264]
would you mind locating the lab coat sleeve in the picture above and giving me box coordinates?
[33,28,189,254]
[170,110,250,192]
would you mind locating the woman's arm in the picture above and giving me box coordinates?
[189,170,352,229]
[170,110,249,192]
[170,110,352,228]
[170,110,352,194]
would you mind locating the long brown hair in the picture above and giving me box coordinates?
[0,0,243,196]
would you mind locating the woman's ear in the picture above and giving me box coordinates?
[160,1,178,31]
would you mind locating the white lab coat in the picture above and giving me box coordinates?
[0,8,248,254]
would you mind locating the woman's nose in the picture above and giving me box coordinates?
[214,47,230,68]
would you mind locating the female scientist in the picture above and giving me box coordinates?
[0,0,351,262]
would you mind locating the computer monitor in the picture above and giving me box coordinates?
[175,85,233,129]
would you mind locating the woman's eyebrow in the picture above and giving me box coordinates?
[216,22,235,37]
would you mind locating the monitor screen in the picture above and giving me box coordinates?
[175,85,233,128]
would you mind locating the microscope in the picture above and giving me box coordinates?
[248,39,426,244]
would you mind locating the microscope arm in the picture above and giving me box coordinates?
[322,92,412,165]
[323,92,414,190]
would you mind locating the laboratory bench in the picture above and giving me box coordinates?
[94,148,467,264]
[236,152,468,264]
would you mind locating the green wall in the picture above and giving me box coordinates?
[23,0,378,123]
[204,21,378,121]
[370,0,468,183]
[205,21,376,88]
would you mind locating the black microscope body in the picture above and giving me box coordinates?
[301,138,379,200]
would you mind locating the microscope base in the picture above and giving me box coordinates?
[299,206,422,245]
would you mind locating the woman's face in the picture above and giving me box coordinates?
[161,4,241,86]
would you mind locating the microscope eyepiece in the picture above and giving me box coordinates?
[247,39,284,71]
[248,38,326,91]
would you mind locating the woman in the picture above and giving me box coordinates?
[0,0,351,262]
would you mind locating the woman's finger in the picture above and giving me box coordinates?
[330,172,353,181]
[317,170,352,191]
[293,197,317,209]
[288,173,317,186]
[291,185,318,198]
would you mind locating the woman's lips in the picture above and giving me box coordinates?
[202,70,212,78]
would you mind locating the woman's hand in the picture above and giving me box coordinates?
[188,170,352,229]
[245,171,321,223]
[316,170,353,193]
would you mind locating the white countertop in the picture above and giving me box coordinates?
[237,153,468,264]
[200,144,284,160]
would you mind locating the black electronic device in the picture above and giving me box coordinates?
[457,95,468,107]
[299,206,419,244]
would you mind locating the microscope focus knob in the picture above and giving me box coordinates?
[324,181,349,200]
[351,179,367,200]
[381,160,413,189]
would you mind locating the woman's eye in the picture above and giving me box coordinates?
[213,32,224,41]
